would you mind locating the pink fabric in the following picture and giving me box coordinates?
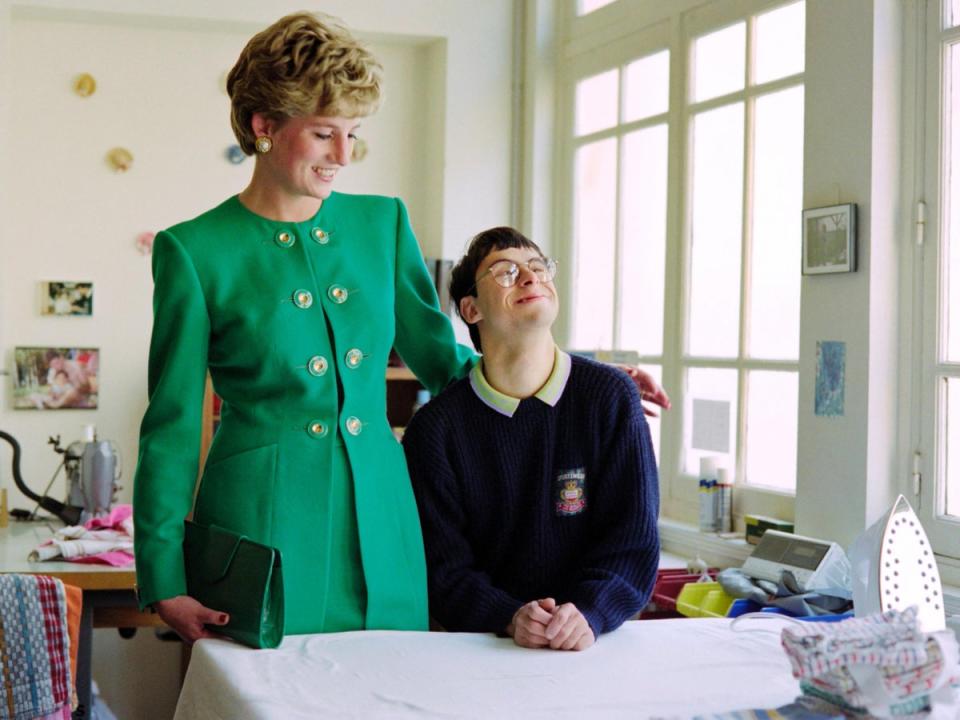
[84,503,132,531]
[68,550,133,567]
[31,505,135,566]
[69,504,134,565]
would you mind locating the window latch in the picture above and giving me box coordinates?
[912,451,922,497]
[916,201,926,247]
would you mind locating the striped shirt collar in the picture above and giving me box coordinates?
[469,346,572,417]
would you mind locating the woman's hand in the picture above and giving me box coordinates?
[154,595,230,645]
[620,366,671,417]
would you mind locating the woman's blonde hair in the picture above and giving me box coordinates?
[227,12,382,155]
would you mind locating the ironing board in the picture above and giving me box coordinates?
[174,618,801,719]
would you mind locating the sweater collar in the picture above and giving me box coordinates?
[469,346,572,417]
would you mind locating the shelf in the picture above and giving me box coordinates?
[386,366,417,381]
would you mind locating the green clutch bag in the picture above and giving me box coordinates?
[183,520,284,649]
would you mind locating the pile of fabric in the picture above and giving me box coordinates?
[29,504,133,566]
[780,606,960,718]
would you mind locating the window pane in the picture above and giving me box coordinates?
[639,363,662,465]
[946,379,960,517]
[749,86,804,360]
[620,124,667,355]
[745,370,798,492]
[947,44,960,361]
[571,138,617,349]
[624,50,669,122]
[948,0,960,29]
[579,0,616,15]
[688,103,744,357]
[693,22,745,102]
[754,1,805,85]
[685,367,738,476]
[575,69,618,136]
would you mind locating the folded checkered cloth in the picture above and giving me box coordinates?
[0,575,72,720]
[781,607,960,717]
[781,606,927,680]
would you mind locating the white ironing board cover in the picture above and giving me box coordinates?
[174,617,799,719]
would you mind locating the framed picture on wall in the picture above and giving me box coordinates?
[12,346,99,410]
[802,203,857,275]
[39,281,94,316]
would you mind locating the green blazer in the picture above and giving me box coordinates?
[133,193,475,632]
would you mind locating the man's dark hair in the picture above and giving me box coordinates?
[449,226,543,352]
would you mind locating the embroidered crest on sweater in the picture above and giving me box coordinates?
[555,469,587,516]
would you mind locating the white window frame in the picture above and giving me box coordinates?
[913,0,960,563]
[556,0,803,527]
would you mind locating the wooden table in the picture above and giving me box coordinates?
[0,519,164,719]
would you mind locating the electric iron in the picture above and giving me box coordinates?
[848,494,945,633]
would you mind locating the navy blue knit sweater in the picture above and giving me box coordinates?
[402,354,660,637]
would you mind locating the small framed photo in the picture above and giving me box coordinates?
[802,204,857,275]
[12,346,99,410]
[40,281,94,316]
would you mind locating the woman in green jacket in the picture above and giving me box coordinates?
[133,11,669,644]
[133,11,476,642]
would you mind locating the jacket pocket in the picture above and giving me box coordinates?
[194,444,278,544]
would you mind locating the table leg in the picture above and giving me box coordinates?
[73,599,93,720]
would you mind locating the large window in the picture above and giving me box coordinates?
[577,0,617,16]
[918,0,960,556]
[564,0,804,519]
[569,48,670,460]
[684,7,804,491]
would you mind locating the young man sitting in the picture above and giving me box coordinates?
[402,226,660,652]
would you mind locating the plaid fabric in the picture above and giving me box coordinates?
[692,699,846,719]
[36,578,68,708]
[0,575,72,720]
[799,680,935,718]
[800,634,960,711]
[781,607,960,717]
[781,607,926,680]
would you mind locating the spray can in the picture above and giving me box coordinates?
[698,457,718,532]
[717,467,733,533]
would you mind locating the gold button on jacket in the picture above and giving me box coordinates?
[133,193,476,635]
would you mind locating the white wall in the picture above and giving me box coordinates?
[0,1,513,511]
[795,0,903,547]
[0,2,514,717]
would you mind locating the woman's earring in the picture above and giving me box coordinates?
[255,136,273,154]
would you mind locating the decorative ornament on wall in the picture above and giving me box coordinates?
[225,145,246,164]
[351,137,368,163]
[72,73,97,97]
[106,147,134,172]
[135,231,155,256]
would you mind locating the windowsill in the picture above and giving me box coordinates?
[936,556,960,618]
[657,518,753,570]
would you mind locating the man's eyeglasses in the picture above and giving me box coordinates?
[472,257,559,291]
